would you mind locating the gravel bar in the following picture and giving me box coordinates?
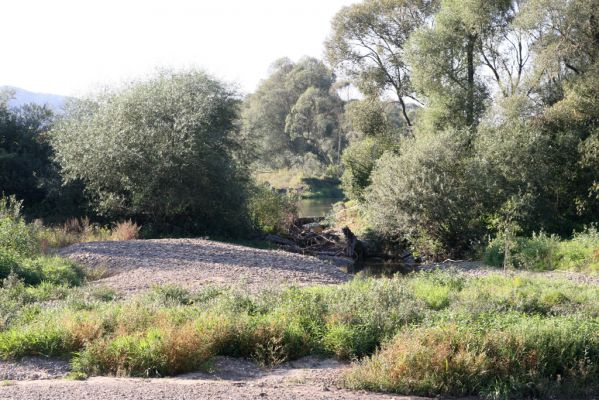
[58,239,349,295]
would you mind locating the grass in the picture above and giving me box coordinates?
[345,315,599,399]
[485,227,599,273]
[0,270,597,398]
[1,195,598,398]
[254,168,343,200]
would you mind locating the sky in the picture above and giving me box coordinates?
[1,0,358,97]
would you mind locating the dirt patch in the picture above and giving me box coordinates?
[58,239,349,295]
[0,357,427,400]
[0,357,70,381]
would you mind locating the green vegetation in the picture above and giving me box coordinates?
[485,228,599,273]
[346,315,599,399]
[242,57,345,170]
[50,70,250,236]
[0,271,597,398]
[327,0,599,259]
[0,196,84,286]
[1,1,599,398]
[248,185,298,234]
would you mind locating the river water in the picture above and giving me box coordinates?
[298,198,340,218]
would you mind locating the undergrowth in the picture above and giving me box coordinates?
[485,227,599,273]
[0,271,597,398]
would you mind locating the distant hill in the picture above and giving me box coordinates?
[1,86,68,112]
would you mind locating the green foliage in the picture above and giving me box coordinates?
[0,195,85,286]
[242,57,345,169]
[340,98,402,201]
[0,92,87,219]
[247,185,298,234]
[51,70,250,236]
[346,315,599,399]
[366,129,486,258]
[0,270,597,399]
[326,0,435,127]
[485,228,599,273]
[341,138,387,201]
[0,196,38,258]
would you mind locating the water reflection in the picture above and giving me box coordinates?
[298,198,340,218]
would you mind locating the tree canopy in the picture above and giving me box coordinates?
[51,70,249,235]
[242,57,345,170]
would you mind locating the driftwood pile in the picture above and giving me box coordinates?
[264,218,355,268]
[264,218,416,270]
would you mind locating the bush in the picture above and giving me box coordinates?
[51,70,250,236]
[74,322,215,377]
[0,196,38,257]
[485,228,599,273]
[345,316,599,399]
[366,129,486,259]
[340,138,385,201]
[110,220,141,241]
[247,184,298,234]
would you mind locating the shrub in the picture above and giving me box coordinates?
[345,316,599,399]
[365,129,486,259]
[340,138,385,201]
[247,184,298,234]
[110,220,141,241]
[485,228,599,273]
[74,321,215,377]
[50,70,250,236]
[0,253,84,287]
[0,196,38,257]
[0,319,74,358]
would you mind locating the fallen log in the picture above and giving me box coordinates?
[264,234,297,247]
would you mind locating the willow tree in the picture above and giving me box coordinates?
[241,57,344,169]
[51,71,249,235]
[325,0,437,128]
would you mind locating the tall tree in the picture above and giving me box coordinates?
[407,0,526,131]
[325,0,437,128]
[51,70,249,235]
[242,57,344,169]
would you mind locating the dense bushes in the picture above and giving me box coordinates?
[50,70,250,236]
[485,228,599,273]
[0,196,84,286]
[366,129,485,258]
[1,270,598,398]
[247,185,298,234]
[346,315,599,398]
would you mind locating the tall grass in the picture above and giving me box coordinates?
[0,271,597,398]
[485,227,599,273]
[345,315,599,399]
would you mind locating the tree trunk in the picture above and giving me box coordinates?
[466,34,476,128]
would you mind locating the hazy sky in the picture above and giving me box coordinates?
[2,0,358,96]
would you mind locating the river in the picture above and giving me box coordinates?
[298,198,341,218]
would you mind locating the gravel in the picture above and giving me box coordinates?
[0,357,70,381]
[58,239,349,295]
[0,357,420,400]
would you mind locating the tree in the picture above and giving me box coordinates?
[340,98,401,200]
[242,57,344,169]
[366,128,486,258]
[50,70,249,235]
[406,0,529,131]
[0,92,84,218]
[285,87,343,165]
[325,0,437,127]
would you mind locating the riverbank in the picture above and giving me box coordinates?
[1,240,598,399]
